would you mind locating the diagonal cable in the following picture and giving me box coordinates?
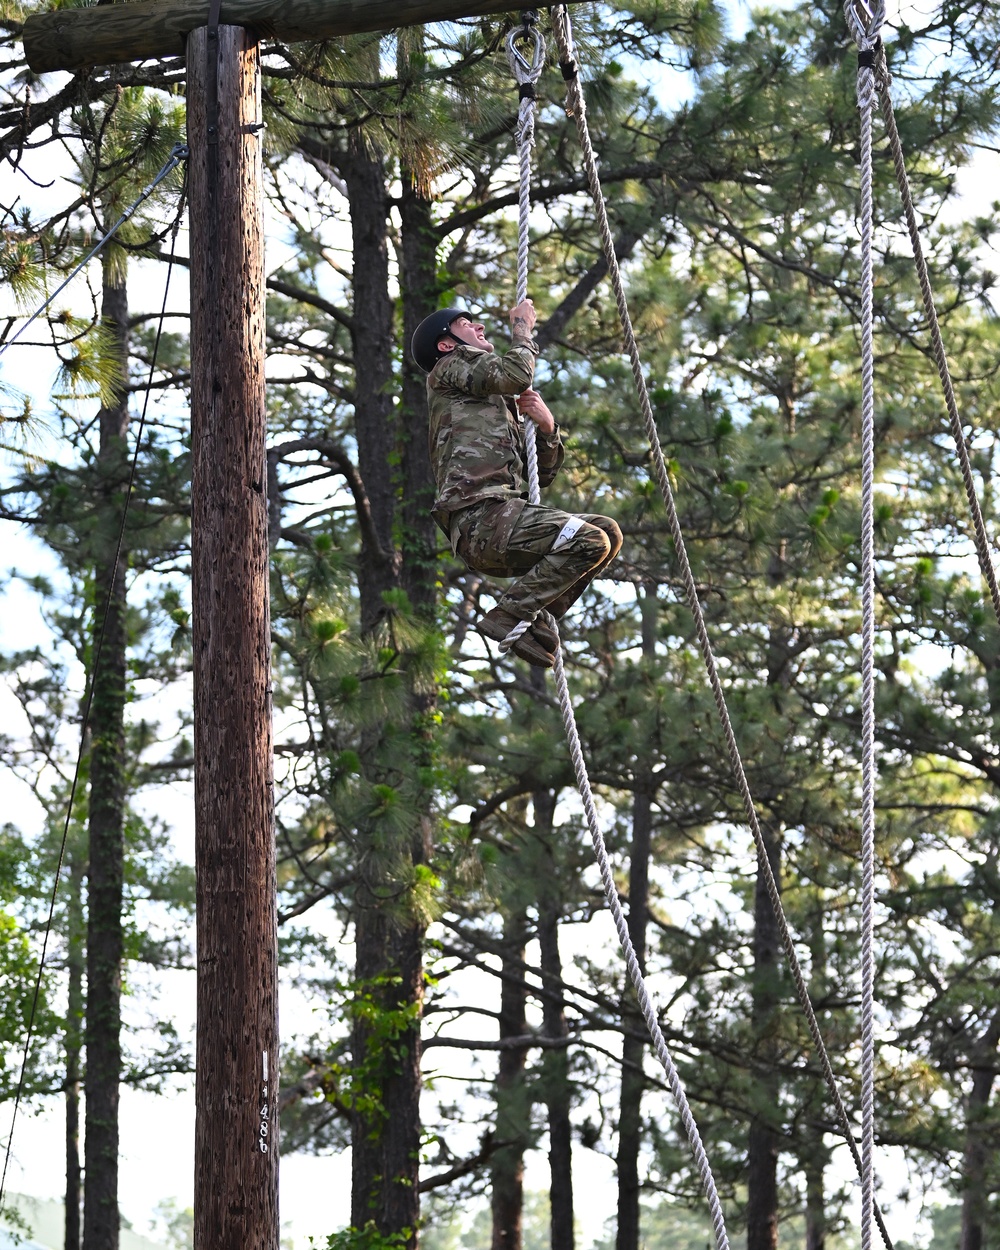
[0,144,188,360]
[874,41,1000,626]
[551,5,895,1246]
[844,4,886,1246]
[0,201,184,1214]
[505,15,733,1248]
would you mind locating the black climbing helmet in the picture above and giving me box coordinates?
[410,307,470,373]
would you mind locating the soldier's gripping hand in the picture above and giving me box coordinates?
[509,298,537,342]
[517,388,555,436]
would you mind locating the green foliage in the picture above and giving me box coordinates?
[300,975,425,1132]
[7,1,1000,1245]
[319,1222,412,1250]
[0,826,58,1099]
[151,1198,194,1250]
[421,1192,561,1250]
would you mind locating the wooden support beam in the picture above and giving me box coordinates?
[188,23,279,1250]
[23,0,555,73]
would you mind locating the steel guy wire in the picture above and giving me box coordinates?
[873,40,1000,628]
[0,198,184,1216]
[0,143,188,361]
[505,16,733,1248]
[552,3,897,1245]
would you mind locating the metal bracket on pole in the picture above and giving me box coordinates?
[206,0,223,149]
[204,0,223,326]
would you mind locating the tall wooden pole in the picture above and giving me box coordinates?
[187,23,278,1250]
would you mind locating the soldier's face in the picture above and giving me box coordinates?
[440,316,494,354]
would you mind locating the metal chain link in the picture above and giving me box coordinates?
[552,5,896,1246]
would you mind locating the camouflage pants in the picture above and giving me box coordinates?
[453,498,623,620]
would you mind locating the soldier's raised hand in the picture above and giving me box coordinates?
[509,298,536,338]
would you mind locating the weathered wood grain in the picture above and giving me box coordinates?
[188,25,279,1250]
[23,0,541,72]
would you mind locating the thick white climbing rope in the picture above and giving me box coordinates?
[504,17,733,1250]
[499,18,547,658]
[547,638,733,1250]
[550,5,896,1247]
[845,4,886,1247]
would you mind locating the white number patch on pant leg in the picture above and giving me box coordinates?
[550,516,584,552]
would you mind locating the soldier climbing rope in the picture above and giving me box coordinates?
[487,5,1000,1248]
[3,4,997,1246]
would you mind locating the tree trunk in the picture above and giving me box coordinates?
[959,1066,995,1250]
[65,844,85,1250]
[492,909,530,1250]
[804,1150,825,1250]
[746,822,782,1250]
[351,906,425,1242]
[342,133,397,631]
[959,1008,1000,1250]
[534,787,574,1250]
[745,595,794,1250]
[803,909,829,1250]
[188,26,279,1250]
[83,260,129,1250]
[616,586,656,1250]
[343,117,423,1247]
[398,147,440,617]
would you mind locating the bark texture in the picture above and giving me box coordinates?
[745,599,792,1250]
[746,823,782,1250]
[342,134,396,632]
[65,846,85,1250]
[344,107,428,1247]
[615,587,656,1250]
[492,911,530,1250]
[24,0,558,74]
[804,1150,825,1250]
[535,790,574,1250]
[803,917,829,1250]
[83,263,129,1250]
[959,1008,1000,1250]
[188,26,278,1250]
[398,165,441,616]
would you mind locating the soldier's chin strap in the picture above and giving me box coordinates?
[437,331,465,361]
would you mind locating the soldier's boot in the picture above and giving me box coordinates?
[531,615,560,653]
[480,607,555,669]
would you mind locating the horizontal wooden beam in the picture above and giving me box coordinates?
[23,0,560,73]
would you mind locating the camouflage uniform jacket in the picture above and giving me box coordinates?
[427,340,564,538]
